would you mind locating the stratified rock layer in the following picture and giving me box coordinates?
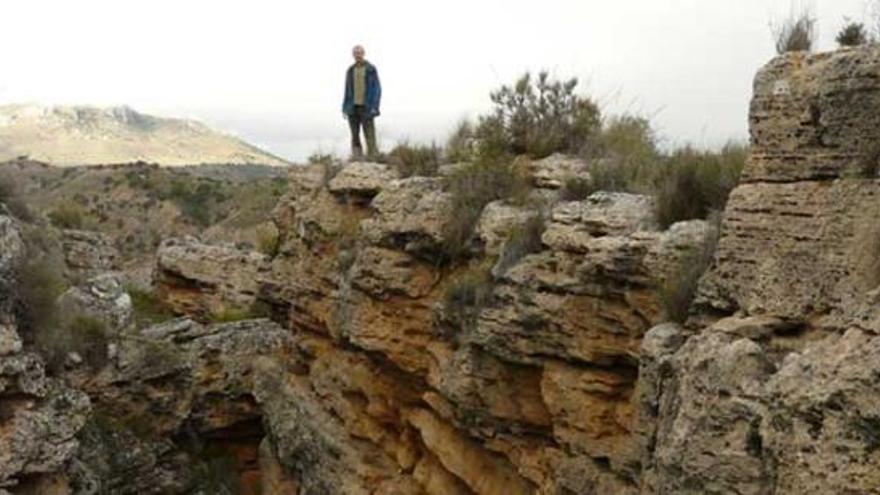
[155,155,710,494]
[640,47,880,494]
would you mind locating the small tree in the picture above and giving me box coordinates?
[837,21,870,47]
[479,71,601,159]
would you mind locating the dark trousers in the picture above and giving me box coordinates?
[347,105,377,158]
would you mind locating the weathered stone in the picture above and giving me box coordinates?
[746,49,880,182]
[61,229,120,279]
[361,177,453,258]
[0,351,91,490]
[155,237,269,319]
[475,201,539,256]
[542,193,657,253]
[327,161,399,200]
[528,153,590,190]
[57,273,133,334]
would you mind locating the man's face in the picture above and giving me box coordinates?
[352,46,365,63]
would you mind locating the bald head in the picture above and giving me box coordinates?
[352,45,365,63]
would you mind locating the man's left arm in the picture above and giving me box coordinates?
[372,67,382,117]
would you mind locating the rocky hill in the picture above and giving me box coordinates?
[0,104,289,167]
[2,46,880,494]
[0,160,287,279]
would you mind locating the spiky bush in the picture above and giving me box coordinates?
[387,141,443,177]
[660,215,721,323]
[474,71,601,159]
[654,143,747,229]
[774,7,817,54]
[837,21,870,47]
[439,158,531,263]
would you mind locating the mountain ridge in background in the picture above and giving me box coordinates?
[0,103,290,167]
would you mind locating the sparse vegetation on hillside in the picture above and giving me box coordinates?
[13,256,67,346]
[496,215,546,274]
[310,152,345,186]
[773,6,817,54]
[128,286,176,328]
[654,143,747,229]
[443,264,495,335]
[6,162,288,261]
[386,141,443,177]
[440,157,531,263]
[48,202,91,229]
[0,169,33,220]
[660,214,721,323]
[208,301,271,324]
[39,314,110,371]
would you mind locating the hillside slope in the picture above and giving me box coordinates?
[0,104,290,167]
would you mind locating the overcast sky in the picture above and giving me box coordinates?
[0,0,874,161]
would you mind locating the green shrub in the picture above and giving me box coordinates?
[255,223,281,257]
[208,301,270,324]
[594,115,658,165]
[773,7,817,54]
[36,314,109,372]
[440,158,531,263]
[478,71,601,158]
[128,287,176,328]
[443,265,495,334]
[13,257,66,345]
[560,175,594,201]
[387,141,443,177]
[162,178,226,227]
[654,143,746,229]
[0,171,34,221]
[496,215,546,273]
[837,21,870,47]
[445,120,476,163]
[48,202,89,229]
[660,215,720,323]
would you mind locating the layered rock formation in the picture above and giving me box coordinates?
[6,46,880,495]
[156,155,711,494]
[0,214,91,494]
[640,47,880,493]
[150,47,880,494]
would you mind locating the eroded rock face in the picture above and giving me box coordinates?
[72,318,295,494]
[61,229,120,280]
[155,236,270,319]
[0,213,91,493]
[161,161,710,494]
[135,47,880,494]
[640,47,880,494]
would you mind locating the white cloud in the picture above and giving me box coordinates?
[0,0,871,160]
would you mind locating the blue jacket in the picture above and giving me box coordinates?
[343,61,381,117]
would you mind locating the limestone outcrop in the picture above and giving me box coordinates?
[155,237,270,319]
[60,229,120,280]
[9,45,880,495]
[154,156,711,494]
[0,212,91,494]
[640,46,880,494]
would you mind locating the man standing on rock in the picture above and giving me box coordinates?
[342,44,382,160]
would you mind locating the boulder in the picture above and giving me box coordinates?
[61,229,120,279]
[327,161,399,201]
[528,153,590,190]
[155,237,269,319]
